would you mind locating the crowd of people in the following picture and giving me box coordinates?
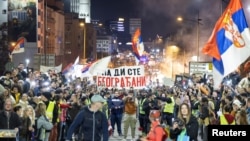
[0,62,250,141]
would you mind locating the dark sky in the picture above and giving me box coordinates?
[91,0,250,53]
[91,0,223,41]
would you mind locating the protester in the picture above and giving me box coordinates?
[247,97,250,124]
[139,110,168,141]
[110,91,124,136]
[0,58,249,141]
[122,91,138,141]
[0,98,21,141]
[170,103,199,141]
[19,106,34,141]
[66,94,109,141]
[35,102,53,141]
[138,91,147,134]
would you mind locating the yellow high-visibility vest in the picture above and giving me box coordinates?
[85,98,91,106]
[139,98,146,115]
[192,101,199,117]
[220,114,235,125]
[46,101,55,122]
[163,96,175,113]
[102,101,109,118]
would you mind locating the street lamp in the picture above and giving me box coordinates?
[80,21,86,62]
[177,16,202,61]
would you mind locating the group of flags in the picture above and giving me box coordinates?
[62,56,96,75]
[131,0,250,89]
[8,0,250,89]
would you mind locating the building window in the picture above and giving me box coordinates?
[38,9,41,15]
[2,9,6,14]
[38,22,41,28]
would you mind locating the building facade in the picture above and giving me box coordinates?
[129,18,141,36]
[69,0,91,23]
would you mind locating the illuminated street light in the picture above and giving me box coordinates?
[191,56,198,61]
[118,18,124,22]
[11,42,16,47]
[98,23,103,26]
[79,21,86,61]
[177,16,202,61]
[177,17,183,22]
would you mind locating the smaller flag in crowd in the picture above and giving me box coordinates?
[10,37,25,54]
[62,63,73,74]
[82,60,97,73]
[202,0,250,88]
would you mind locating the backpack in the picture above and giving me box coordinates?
[153,124,168,141]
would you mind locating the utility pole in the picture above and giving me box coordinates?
[197,11,202,62]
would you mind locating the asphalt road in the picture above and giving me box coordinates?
[109,120,203,141]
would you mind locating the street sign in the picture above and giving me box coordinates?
[189,61,213,76]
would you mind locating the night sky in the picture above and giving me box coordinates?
[91,0,250,54]
[90,0,224,40]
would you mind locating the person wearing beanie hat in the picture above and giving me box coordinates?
[41,91,58,124]
[66,94,109,141]
[149,110,161,119]
[41,92,52,101]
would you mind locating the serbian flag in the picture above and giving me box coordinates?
[82,60,97,73]
[62,63,73,74]
[10,37,25,54]
[202,0,250,89]
[132,28,144,59]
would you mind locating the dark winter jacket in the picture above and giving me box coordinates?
[170,115,199,141]
[66,106,109,141]
[0,111,21,141]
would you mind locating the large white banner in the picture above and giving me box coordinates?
[40,64,62,73]
[96,65,145,89]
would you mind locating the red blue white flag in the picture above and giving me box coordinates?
[132,28,144,59]
[202,0,250,88]
[10,37,25,54]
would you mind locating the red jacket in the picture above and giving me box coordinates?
[147,120,167,141]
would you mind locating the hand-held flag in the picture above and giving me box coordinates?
[202,0,250,89]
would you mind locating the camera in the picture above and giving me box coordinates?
[173,118,185,129]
